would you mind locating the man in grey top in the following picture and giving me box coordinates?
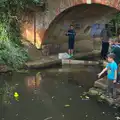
[100,24,112,60]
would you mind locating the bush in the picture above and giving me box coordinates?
[0,0,46,70]
[0,40,29,70]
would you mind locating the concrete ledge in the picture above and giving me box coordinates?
[25,51,100,69]
[25,56,61,69]
[62,59,99,65]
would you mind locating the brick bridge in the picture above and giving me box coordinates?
[21,0,120,53]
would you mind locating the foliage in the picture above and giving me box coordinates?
[0,80,16,105]
[0,40,29,70]
[0,0,45,69]
[0,0,45,45]
[112,12,120,24]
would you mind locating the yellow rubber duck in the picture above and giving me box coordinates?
[14,92,19,98]
[14,92,19,101]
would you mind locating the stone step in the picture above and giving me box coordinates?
[94,78,120,93]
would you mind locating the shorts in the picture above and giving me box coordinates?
[68,39,75,49]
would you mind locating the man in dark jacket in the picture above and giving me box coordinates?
[110,39,120,65]
[100,24,112,60]
[110,39,120,82]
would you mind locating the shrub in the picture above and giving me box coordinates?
[0,40,29,70]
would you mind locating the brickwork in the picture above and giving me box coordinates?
[21,0,120,49]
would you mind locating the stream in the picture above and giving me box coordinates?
[0,65,120,120]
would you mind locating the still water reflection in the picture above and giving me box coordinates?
[0,65,120,120]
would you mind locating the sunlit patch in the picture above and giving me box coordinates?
[86,0,91,4]
[21,23,45,49]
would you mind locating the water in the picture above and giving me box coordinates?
[0,65,120,120]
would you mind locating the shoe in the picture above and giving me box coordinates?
[68,54,72,59]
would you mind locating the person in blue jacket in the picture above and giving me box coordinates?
[66,25,76,57]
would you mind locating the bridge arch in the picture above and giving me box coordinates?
[43,1,119,45]
[21,0,120,50]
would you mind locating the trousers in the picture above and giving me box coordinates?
[107,80,116,98]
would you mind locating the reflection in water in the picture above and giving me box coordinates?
[0,75,16,105]
[26,72,41,88]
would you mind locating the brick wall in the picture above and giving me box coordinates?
[21,0,120,50]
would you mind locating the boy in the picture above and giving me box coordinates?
[66,25,76,57]
[98,53,117,98]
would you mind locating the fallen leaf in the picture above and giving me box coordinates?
[44,117,52,120]
[85,96,89,99]
[80,96,83,98]
[102,112,105,114]
[64,104,70,107]
[115,117,120,120]
[52,96,55,99]
[69,98,72,100]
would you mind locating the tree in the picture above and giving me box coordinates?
[0,0,46,70]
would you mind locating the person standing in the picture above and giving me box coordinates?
[91,24,101,51]
[66,25,76,57]
[98,53,117,98]
[110,39,120,83]
[100,24,112,60]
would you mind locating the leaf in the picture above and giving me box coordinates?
[64,104,70,107]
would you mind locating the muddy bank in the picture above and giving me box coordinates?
[0,65,11,73]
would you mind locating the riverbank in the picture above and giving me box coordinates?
[88,77,120,107]
[0,51,100,73]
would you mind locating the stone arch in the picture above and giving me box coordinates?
[22,0,120,50]
[43,1,119,44]
[45,0,120,30]
[55,0,120,17]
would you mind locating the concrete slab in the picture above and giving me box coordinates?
[62,59,99,65]
[25,51,100,69]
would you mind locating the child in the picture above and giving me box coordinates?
[66,25,76,57]
[98,53,117,98]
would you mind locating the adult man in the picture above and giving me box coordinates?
[66,25,76,57]
[100,24,112,60]
[110,39,120,65]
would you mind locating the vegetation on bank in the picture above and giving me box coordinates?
[0,0,45,70]
[109,12,120,36]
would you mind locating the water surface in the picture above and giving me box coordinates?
[0,65,119,120]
